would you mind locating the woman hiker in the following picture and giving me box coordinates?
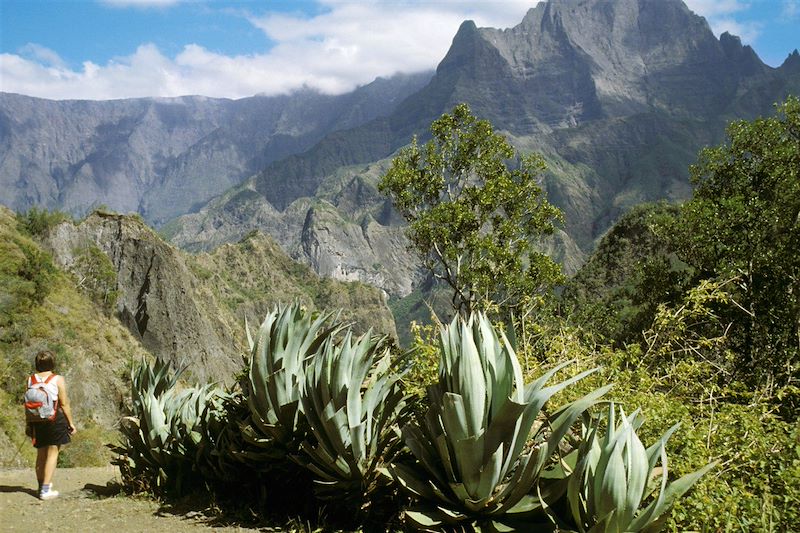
[25,350,76,500]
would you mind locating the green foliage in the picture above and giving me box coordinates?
[379,103,564,315]
[641,278,737,379]
[670,96,800,387]
[15,207,71,237]
[664,397,800,532]
[1,236,57,325]
[563,202,691,346]
[518,318,799,532]
[568,97,800,391]
[72,242,120,311]
[401,321,440,399]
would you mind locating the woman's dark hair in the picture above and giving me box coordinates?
[35,350,56,372]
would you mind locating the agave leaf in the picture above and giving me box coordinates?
[245,315,254,352]
[475,441,505,502]
[496,384,611,514]
[645,423,681,473]
[397,313,619,530]
[623,418,650,524]
[402,423,450,487]
[297,328,408,506]
[441,393,473,445]
[390,462,441,500]
[405,509,446,530]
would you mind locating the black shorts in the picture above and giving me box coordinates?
[30,409,71,448]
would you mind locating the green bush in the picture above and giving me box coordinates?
[519,317,799,532]
[72,243,120,311]
[15,207,71,237]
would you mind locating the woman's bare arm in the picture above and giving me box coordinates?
[57,376,76,432]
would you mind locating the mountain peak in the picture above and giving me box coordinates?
[719,31,767,75]
[431,0,769,127]
[780,49,800,72]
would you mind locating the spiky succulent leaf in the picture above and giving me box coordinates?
[568,403,715,532]
[244,303,342,458]
[391,313,608,530]
[298,331,409,506]
[113,358,225,494]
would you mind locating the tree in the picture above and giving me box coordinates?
[673,96,800,386]
[563,202,693,346]
[379,104,563,315]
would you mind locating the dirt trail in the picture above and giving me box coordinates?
[0,467,265,532]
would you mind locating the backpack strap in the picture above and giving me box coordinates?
[29,373,57,386]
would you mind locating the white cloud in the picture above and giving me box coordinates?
[0,1,533,100]
[706,16,762,43]
[684,0,762,45]
[17,43,68,69]
[684,0,749,17]
[7,0,778,100]
[783,0,800,18]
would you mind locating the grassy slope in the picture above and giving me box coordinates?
[0,207,149,467]
[190,229,397,342]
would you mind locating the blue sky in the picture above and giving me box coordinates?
[1,0,798,100]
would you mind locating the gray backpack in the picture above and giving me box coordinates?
[24,374,58,423]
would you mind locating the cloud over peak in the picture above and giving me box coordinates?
[0,0,787,100]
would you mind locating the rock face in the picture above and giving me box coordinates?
[167,158,426,297]
[300,201,417,296]
[0,72,433,226]
[168,0,800,297]
[44,212,397,383]
[45,212,241,382]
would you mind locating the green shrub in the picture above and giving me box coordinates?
[59,421,116,467]
[15,207,71,237]
[72,243,120,311]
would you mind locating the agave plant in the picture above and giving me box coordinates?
[566,403,716,532]
[129,357,179,411]
[113,358,223,494]
[297,331,409,507]
[242,303,342,460]
[389,313,610,531]
[195,388,258,484]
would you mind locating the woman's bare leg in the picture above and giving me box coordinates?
[42,445,59,485]
[35,447,47,486]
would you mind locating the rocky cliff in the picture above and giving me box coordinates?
[43,211,397,384]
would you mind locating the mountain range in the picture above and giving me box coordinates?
[0,72,432,227]
[2,0,799,302]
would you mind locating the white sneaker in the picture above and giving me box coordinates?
[39,489,59,500]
